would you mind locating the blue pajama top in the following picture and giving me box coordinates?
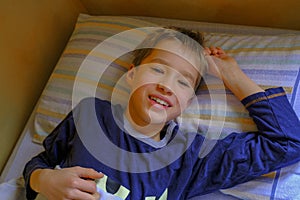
[23,87,300,200]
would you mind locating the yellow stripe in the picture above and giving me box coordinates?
[259,86,292,94]
[262,171,277,178]
[33,134,46,144]
[36,107,67,119]
[199,84,227,90]
[51,73,129,96]
[189,104,248,112]
[76,22,132,30]
[52,73,76,81]
[199,85,292,94]
[181,114,255,124]
[64,48,130,67]
[244,92,286,108]
[64,49,90,55]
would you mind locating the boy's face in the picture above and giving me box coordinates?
[126,39,200,127]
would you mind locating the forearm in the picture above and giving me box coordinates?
[29,168,51,193]
[23,152,55,199]
[221,66,264,100]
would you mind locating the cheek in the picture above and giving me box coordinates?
[132,74,158,90]
[176,86,194,100]
[174,90,194,109]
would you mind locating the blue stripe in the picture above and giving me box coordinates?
[270,169,281,200]
[242,69,298,76]
[290,68,300,106]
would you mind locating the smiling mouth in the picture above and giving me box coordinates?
[149,95,170,107]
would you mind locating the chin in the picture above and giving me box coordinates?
[148,112,178,125]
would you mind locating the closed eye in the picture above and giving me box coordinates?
[178,79,191,87]
[151,66,165,74]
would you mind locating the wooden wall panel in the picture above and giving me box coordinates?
[0,0,86,174]
[80,0,300,30]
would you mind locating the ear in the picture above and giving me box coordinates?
[126,64,136,86]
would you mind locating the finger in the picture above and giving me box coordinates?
[73,178,98,194]
[74,167,103,180]
[216,47,226,56]
[92,192,101,200]
[210,46,219,55]
[203,47,211,56]
[69,188,98,200]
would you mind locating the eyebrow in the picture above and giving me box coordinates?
[150,58,170,66]
[150,58,197,85]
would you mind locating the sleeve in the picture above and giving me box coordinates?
[22,110,77,199]
[186,87,300,197]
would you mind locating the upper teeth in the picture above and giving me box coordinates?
[150,96,169,107]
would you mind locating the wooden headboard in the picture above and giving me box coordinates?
[81,0,300,30]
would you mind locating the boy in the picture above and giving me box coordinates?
[23,27,300,200]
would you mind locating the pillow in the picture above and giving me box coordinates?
[34,14,300,143]
[33,13,300,200]
[179,32,300,139]
[33,14,157,142]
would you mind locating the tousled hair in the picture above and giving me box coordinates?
[132,26,208,85]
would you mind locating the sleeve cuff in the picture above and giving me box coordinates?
[241,87,286,108]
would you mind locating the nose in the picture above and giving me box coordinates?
[157,81,173,95]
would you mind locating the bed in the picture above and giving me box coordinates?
[1,14,300,200]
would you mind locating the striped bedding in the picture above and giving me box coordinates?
[33,14,300,199]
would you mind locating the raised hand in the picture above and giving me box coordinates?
[204,46,264,100]
[204,46,239,79]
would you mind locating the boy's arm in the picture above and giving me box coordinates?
[23,111,75,199]
[23,103,102,200]
[185,47,300,197]
[205,46,300,175]
[186,87,300,198]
